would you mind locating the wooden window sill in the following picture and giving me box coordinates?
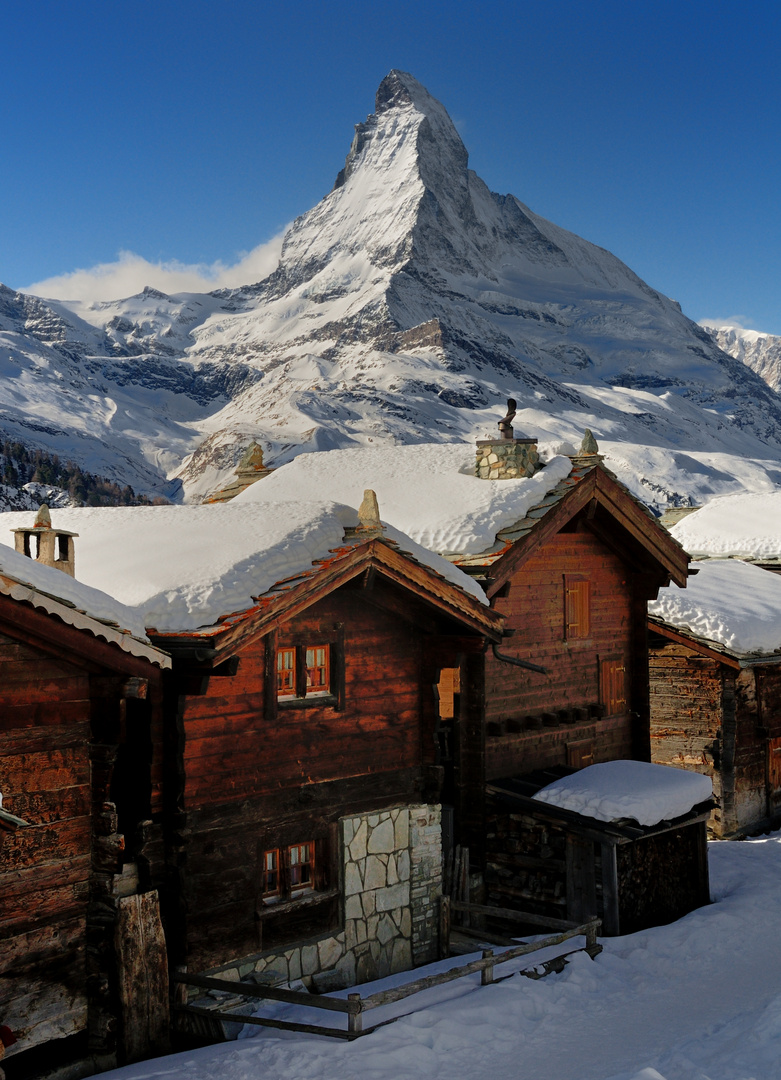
[277,694,338,710]
[255,887,340,920]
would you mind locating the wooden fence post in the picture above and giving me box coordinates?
[585,919,600,957]
[347,993,363,1038]
[480,949,494,986]
[439,895,451,958]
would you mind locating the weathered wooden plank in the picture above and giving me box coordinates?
[115,892,170,1062]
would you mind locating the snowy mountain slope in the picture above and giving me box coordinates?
[6,70,781,507]
[704,322,781,393]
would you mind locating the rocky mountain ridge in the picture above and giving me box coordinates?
[705,324,781,394]
[3,71,781,510]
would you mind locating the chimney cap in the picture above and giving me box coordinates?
[34,504,52,529]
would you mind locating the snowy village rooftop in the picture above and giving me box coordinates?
[0,496,490,634]
[234,441,575,556]
[649,558,781,658]
[670,491,781,561]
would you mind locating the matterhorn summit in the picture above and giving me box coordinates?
[3,71,781,508]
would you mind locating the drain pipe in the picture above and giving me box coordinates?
[491,642,547,675]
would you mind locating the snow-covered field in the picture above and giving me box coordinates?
[99,835,781,1080]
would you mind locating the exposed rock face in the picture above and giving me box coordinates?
[4,72,781,508]
[706,324,781,393]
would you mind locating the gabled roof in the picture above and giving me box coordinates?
[649,558,781,666]
[148,534,503,657]
[455,458,689,598]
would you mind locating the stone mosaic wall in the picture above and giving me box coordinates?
[475,438,539,479]
[203,803,442,992]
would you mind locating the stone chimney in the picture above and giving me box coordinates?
[475,398,540,479]
[204,441,273,503]
[12,505,78,577]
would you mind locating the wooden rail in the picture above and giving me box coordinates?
[172,912,600,1041]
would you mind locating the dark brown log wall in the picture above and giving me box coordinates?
[0,631,91,1054]
[485,530,634,777]
[649,641,775,835]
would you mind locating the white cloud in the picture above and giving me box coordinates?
[699,315,755,331]
[22,232,287,303]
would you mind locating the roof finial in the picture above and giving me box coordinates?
[358,489,382,531]
[580,429,599,456]
[34,504,52,529]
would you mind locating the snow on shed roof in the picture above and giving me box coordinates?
[671,492,781,561]
[649,559,781,657]
[533,760,713,827]
[233,442,575,556]
[0,499,488,634]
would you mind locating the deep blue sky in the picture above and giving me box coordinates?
[2,0,780,332]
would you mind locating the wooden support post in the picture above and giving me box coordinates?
[347,993,362,1039]
[480,949,494,985]
[439,895,451,959]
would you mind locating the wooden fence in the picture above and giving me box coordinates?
[172,908,601,1042]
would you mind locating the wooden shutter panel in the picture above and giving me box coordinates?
[565,576,591,640]
[600,658,627,716]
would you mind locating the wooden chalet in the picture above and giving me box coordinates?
[649,559,781,838]
[0,557,171,1078]
[139,511,503,994]
[450,433,705,935]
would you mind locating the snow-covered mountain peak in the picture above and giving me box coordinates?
[5,74,781,512]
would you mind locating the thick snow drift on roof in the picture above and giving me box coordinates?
[671,492,781,559]
[0,540,150,640]
[0,500,487,633]
[533,760,712,827]
[649,558,781,655]
[234,443,574,554]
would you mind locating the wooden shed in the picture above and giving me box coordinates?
[486,768,712,935]
[0,566,171,1078]
[648,558,781,837]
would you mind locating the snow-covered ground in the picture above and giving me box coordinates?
[97,834,781,1080]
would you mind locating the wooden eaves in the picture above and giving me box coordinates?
[0,575,171,675]
[148,535,504,661]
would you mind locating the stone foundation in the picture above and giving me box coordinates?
[475,438,539,479]
[202,804,442,991]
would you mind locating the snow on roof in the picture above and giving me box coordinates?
[234,442,574,555]
[671,492,781,560]
[0,499,488,634]
[649,559,781,656]
[532,760,712,827]
[0,540,152,644]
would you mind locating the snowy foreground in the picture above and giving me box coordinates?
[102,836,781,1080]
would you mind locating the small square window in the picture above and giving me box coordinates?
[276,643,331,700]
